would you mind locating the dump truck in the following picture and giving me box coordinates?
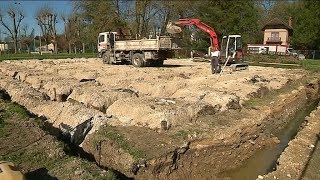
[98,32,174,67]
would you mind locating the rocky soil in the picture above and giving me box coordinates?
[0,97,115,180]
[0,57,314,179]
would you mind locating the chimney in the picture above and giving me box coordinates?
[288,17,292,27]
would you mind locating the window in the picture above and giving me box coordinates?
[271,32,279,40]
[98,35,105,43]
[236,37,243,50]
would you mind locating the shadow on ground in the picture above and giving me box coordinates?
[25,168,58,180]
[162,64,194,68]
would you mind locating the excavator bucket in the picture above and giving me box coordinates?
[166,22,182,34]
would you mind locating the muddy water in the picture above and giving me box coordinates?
[301,140,320,180]
[220,100,319,180]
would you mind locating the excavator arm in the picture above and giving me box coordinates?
[174,18,219,51]
[166,18,248,71]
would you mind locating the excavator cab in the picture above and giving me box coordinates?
[220,35,243,63]
[219,35,247,70]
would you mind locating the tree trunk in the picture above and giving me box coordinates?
[27,45,30,54]
[14,38,18,54]
[69,42,71,54]
[55,43,57,54]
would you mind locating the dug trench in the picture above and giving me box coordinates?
[0,90,130,179]
[2,77,318,179]
[0,59,319,179]
[89,77,320,179]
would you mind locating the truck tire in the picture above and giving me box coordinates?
[132,53,145,67]
[102,51,111,64]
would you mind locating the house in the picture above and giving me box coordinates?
[0,43,9,51]
[247,17,293,55]
[262,17,293,46]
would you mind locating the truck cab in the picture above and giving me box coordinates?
[97,32,117,57]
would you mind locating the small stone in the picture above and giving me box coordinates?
[273,176,277,179]
[100,170,107,174]
[195,151,200,157]
[286,174,291,178]
[309,144,315,148]
[249,140,255,145]
[258,175,263,179]
[74,169,84,176]
[272,137,280,144]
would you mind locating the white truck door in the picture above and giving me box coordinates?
[98,33,108,53]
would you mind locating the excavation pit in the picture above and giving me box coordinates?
[0,58,317,179]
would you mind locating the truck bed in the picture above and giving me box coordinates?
[114,36,171,51]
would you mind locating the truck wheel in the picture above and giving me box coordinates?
[102,51,111,64]
[132,53,145,67]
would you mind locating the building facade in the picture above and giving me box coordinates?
[262,18,293,46]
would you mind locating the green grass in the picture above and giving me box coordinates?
[101,126,144,160]
[0,113,4,128]
[174,130,189,140]
[301,59,320,72]
[2,148,61,170]
[0,52,97,61]
[246,54,320,72]
[243,77,307,108]
[105,170,117,180]
[0,112,6,137]
[5,102,29,119]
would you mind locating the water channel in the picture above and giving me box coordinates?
[221,100,319,180]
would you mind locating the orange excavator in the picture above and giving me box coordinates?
[166,18,248,71]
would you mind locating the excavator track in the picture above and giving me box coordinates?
[229,63,249,71]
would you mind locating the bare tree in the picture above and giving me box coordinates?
[35,6,58,53]
[61,13,85,53]
[20,24,34,54]
[21,24,28,36]
[0,6,25,53]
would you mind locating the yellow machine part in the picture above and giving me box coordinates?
[0,161,25,180]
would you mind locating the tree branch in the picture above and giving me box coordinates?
[0,15,14,38]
